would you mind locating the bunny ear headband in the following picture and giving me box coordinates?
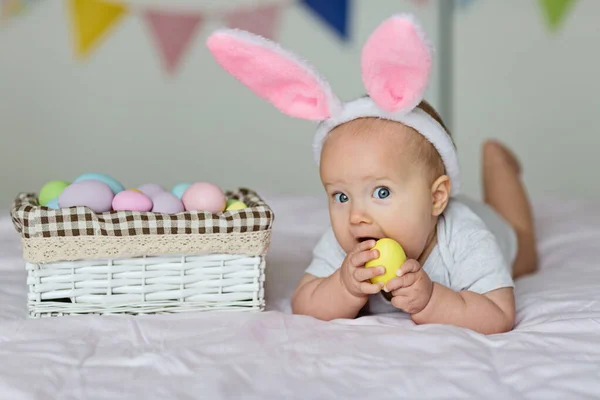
[206,13,460,196]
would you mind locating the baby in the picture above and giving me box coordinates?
[206,14,537,334]
[292,101,537,334]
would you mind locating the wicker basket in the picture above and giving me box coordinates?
[10,188,274,318]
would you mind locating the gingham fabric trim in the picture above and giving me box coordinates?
[11,188,274,239]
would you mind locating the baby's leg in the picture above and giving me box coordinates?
[482,140,538,279]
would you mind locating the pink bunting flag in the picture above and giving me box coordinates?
[223,4,281,40]
[143,9,203,74]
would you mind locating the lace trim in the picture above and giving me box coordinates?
[21,231,271,263]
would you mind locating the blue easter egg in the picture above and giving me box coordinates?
[74,173,125,195]
[171,183,191,199]
[45,198,60,209]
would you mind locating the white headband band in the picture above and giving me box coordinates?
[206,13,461,196]
[312,97,460,195]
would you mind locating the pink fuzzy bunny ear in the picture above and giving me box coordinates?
[361,14,432,113]
[206,29,341,120]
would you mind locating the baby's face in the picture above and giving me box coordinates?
[320,118,441,260]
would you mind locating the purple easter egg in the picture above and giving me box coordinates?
[112,190,153,212]
[137,183,166,199]
[151,192,185,214]
[58,180,114,213]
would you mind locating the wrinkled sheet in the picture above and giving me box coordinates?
[1,193,599,399]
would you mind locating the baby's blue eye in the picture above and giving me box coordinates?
[334,193,349,203]
[373,186,391,199]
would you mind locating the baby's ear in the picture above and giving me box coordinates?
[431,175,451,216]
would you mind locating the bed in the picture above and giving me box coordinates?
[1,192,599,399]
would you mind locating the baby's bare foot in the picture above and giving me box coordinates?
[483,140,521,175]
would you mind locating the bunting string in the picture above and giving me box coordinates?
[1,0,350,74]
[70,0,349,74]
[0,0,581,76]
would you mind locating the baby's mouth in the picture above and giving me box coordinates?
[357,236,378,243]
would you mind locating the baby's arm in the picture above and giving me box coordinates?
[385,261,514,334]
[292,272,367,320]
[412,284,515,334]
[386,220,516,334]
[292,239,385,320]
[420,222,516,333]
[384,260,515,335]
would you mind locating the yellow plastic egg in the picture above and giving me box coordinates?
[128,188,142,193]
[365,238,407,285]
[225,200,247,211]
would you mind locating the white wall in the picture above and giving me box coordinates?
[0,0,442,208]
[5,0,597,209]
[454,0,600,201]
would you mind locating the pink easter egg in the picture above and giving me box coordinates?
[137,183,166,199]
[151,192,185,214]
[181,182,226,213]
[112,190,153,212]
[58,180,114,213]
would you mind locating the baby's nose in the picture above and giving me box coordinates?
[350,206,372,225]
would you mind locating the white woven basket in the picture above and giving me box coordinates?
[11,188,274,318]
[26,254,265,317]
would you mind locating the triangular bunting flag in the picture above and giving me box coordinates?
[539,0,577,32]
[1,0,34,22]
[68,0,127,58]
[223,4,281,40]
[143,9,203,74]
[300,0,350,41]
[1,0,22,19]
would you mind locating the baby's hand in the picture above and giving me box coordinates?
[340,240,385,298]
[384,260,433,314]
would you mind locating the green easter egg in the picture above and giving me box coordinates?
[225,199,238,208]
[39,180,70,206]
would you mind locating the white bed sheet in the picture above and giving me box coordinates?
[1,193,599,399]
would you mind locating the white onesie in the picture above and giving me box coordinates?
[305,195,517,315]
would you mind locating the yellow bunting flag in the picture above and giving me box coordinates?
[1,0,24,19]
[68,0,127,57]
[539,0,577,32]
[1,0,35,23]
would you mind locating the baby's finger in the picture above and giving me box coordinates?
[389,273,420,295]
[383,274,412,292]
[396,259,421,277]
[359,281,384,295]
[354,265,385,282]
[354,239,377,253]
[349,248,379,268]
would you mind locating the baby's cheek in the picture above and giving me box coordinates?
[400,237,428,260]
[386,213,430,259]
[330,222,354,253]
